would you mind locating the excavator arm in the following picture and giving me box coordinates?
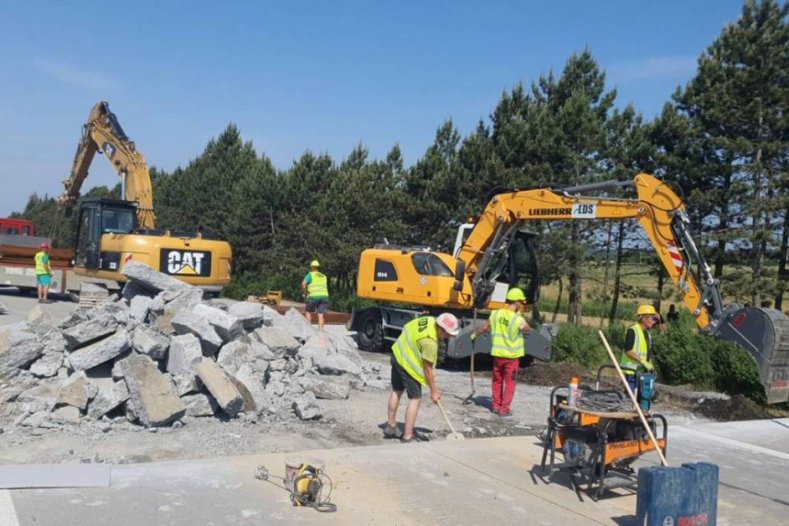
[457,173,789,402]
[58,101,156,229]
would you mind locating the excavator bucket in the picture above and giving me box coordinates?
[715,307,789,404]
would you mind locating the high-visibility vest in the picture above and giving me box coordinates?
[391,316,437,386]
[620,323,648,374]
[490,308,525,359]
[307,271,329,299]
[34,251,48,275]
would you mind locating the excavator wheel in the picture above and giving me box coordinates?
[355,308,383,353]
[715,307,789,404]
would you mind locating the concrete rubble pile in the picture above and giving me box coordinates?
[0,262,388,431]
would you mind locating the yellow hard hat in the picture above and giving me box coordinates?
[310,260,320,268]
[636,304,657,317]
[506,287,527,302]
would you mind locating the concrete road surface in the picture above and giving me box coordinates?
[1,418,787,526]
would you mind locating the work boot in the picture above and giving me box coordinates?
[383,424,401,439]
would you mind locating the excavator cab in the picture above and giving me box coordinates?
[74,200,137,271]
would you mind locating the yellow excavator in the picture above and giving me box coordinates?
[57,101,232,293]
[349,173,789,404]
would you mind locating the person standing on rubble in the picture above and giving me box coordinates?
[34,242,53,304]
[620,304,658,393]
[384,313,460,443]
[301,260,329,330]
[471,287,531,416]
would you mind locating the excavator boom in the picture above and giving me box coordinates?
[59,101,155,229]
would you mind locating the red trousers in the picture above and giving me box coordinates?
[492,357,519,413]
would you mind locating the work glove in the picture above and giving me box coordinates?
[470,333,477,342]
[642,361,655,372]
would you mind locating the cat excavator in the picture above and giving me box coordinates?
[349,173,789,403]
[57,101,232,293]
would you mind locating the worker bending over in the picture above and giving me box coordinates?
[384,313,460,443]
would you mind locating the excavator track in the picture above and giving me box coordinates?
[716,307,789,404]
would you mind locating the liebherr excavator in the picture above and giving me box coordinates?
[349,173,789,403]
[58,101,232,292]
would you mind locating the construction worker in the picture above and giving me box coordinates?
[471,287,531,416]
[384,313,460,443]
[621,304,658,394]
[34,242,53,303]
[301,260,329,330]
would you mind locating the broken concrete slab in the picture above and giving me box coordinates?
[217,341,271,377]
[181,393,219,417]
[119,354,185,427]
[29,351,64,378]
[26,305,55,335]
[252,326,300,357]
[58,310,90,331]
[283,307,318,342]
[298,334,362,377]
[0,339,44,372]
[121,261,189,293]
[292,391,321,420]
[232,365,270,414]
[56,373,95,410]
[160,287,204,315]
[166,334,203,375]
[67,330,131,372]
[195,359,243,417]
[192,304,242,343]
[87,380,130,419]
[299,375,351,400]
[227,302,267,330]
[62,315,118,351]
[171,310,222,356]
[171,373,200,397]
[15,382,61,413]
[51,405,81,425]
[121,280,153,301]
[20,411,59,429]
[129,295,154,323]
[131,326,169,360]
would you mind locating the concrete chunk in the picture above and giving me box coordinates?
[171,310,222,356]
[171,373,200,396]
[51,405,81,425]
[232,365,271,414]
[160,287,204,314]
[16,381,61,413]
[300,375,351,400]
[0,322,44,371]
[132,326,169,359]
[217,341,271,376]
[26,305,55,335]
[68,330,131,372]
[56,374,94,410]
[29,351,64,377]
[284,307,318,342]
[292,391,321,420]
[87,380,130,419]
[253,326,300,356]
[193,303,243,342]
[181,393,219,417]
[62,315,118,350]
[227,302,267,330]
[121,261,190,293]
[195,359,244,417]
[119,354,185,427]
[166,334,203,375]
[129,295,154,323]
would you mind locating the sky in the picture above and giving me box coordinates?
[0,0,747,216]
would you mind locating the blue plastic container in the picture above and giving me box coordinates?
[636,462,718,526]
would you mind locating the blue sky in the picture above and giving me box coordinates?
[0,0,745,216]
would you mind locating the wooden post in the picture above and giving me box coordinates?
[598,330,669,466]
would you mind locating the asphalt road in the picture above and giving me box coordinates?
[0,287,75,326]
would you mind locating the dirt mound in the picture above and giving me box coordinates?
[517,361,588,386]
[696,394,769,421]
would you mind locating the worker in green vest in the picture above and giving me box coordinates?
[621,304,658,394]
[471,287,531,416]
[34,242,53,303]
[301,260,329,330]
[384,313,460,443]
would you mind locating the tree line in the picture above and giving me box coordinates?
[13,0,789,319]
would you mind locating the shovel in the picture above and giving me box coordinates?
[461,311,478,405]
[436,399,465,440]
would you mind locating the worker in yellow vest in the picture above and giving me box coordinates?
[34,242,53,303]
[472,287,531,416]
[384,313,460,443]
[621,304,658,394]
[301,260,329,330]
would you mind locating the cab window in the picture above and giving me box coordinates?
[411,253,453,277]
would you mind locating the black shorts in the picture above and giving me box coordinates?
[390,356,422,399]
[306,298,329,314]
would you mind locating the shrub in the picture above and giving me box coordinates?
[551,323,608,369]
[651,329,715,389]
